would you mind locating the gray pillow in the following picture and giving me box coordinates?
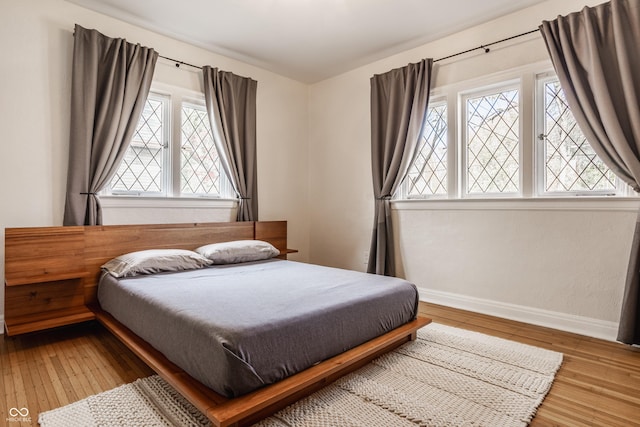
[102,249,212,278]
[195,240,280,264]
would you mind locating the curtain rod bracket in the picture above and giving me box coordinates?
[158,55,202,70]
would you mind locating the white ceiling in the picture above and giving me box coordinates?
[67,0,547,83]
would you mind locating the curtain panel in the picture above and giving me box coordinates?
[63,25,158,226]
[368,59,433,276]
[202,67,258,221]
[540,0,640,344]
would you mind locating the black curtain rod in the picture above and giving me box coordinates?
[159,55,202,69]
[159,28,540,71]
[434,28,540,62]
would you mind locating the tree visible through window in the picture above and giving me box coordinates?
[399,68,627,200]
[108,88,226,198]
[405,102,448,197]
[181,104,221,196]
[541,79,616,194]
[111,94,167,194]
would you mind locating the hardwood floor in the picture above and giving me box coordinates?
[1,301,639,426]
[1,322,154,426]
[417,303,640,427]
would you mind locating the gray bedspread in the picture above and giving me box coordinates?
[97,259,418,397]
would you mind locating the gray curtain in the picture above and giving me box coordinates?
[63,25,158,226]
[202,67,258,221]
[368,59,433,276]
[540,0,640,344]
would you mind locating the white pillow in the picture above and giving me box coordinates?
[102,249,212,278]
[195,240,280,264]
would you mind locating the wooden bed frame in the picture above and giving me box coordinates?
[4,220,431,427]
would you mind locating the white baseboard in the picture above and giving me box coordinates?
[418,287,619,342]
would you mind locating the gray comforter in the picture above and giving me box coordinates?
[97,259,418,397]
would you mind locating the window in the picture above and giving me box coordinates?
[404,101,448,197]
[464,85,520,195]
[537,76,617,195]
[107,86,229,198]
[399,64,628,200]
[180,103,222,196]
[111,93,169,194]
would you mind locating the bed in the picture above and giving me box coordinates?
[4,221,431,426]
[97,257,420,398]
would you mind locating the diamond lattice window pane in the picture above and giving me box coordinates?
[111,97,166,193]
[406,103,448,196]
[543,80,616,193]
[181,104,221,196]
[466,89,520,194]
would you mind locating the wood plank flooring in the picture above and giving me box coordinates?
[1,322,154,426]
[417,303,640,427]
[1,301,639,426]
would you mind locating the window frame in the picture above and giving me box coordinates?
[103,83,232,200]
[108,91,171,197]
[399,96,449,200]
[459,79,523,199]
[177,97,229,198]
[396,61,634,202]
[534,72,622,197]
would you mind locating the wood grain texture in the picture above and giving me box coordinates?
[1,322,154,426]
[7,219,426,425]
[216,317,430,427]
[0,303,640,427]
[417,302,640,427]
[4,221,280,335]
[82,222,255,299]
[92,304,429,427]
[254,221,287,254]
[5,222,257,298]
[3,302,638,425]
[4,227,86,284]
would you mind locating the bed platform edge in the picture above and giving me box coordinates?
[91,304,430,427]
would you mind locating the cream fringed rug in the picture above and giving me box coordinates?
[39,323,563,427]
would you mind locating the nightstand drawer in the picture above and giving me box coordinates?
[5,278,86,319]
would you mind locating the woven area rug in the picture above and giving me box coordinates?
[39,323,563,427]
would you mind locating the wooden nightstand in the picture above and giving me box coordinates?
[4,226,96,336]
[4,271,95,336]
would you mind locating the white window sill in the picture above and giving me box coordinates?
[392,197,640,212]
[99,196,238,209]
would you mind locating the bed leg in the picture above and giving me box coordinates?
[410,330,418,341]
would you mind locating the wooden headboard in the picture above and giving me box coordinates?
[4,221,287,335]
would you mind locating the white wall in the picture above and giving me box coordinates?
[307,0,635,340]
[0,0,310,321]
